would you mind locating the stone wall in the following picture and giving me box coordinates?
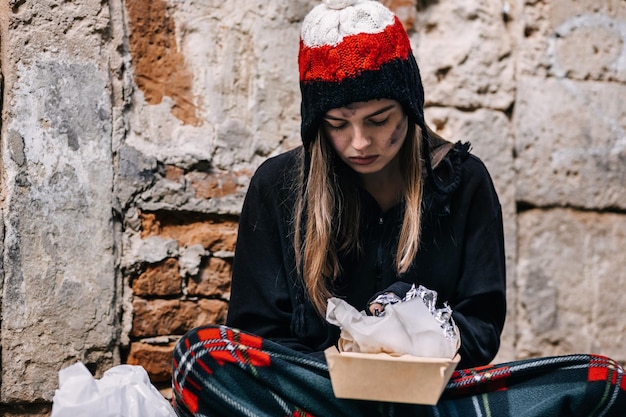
[0,0,126,414]
[0,0,624,413]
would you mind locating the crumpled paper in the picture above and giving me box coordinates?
[50,361,177,417]
[326,294,460,359]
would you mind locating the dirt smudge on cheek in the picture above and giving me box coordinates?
[389,116,408,146]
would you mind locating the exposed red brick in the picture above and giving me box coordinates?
[165,165,185,182]
[132,258,182,297]
[188,257,232,297]
[188,170,250,199]
[132,298,228,338]
[140,214,238,252]
[127,341,176,383]
[125,0,201,125]
[140,211,160,236]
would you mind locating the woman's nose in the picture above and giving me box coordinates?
[351,127,371,151]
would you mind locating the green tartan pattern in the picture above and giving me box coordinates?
[172,325,626,417]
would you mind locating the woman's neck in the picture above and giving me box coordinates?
[359,167,403,213]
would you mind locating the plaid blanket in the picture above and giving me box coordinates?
[172,325,626,417]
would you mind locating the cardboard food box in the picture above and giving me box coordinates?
[324,346,460,405]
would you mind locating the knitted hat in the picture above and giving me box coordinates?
[298,0,428,150]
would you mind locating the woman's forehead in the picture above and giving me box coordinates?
[326,99,400,117]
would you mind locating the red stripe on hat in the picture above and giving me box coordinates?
[299,17,411,83]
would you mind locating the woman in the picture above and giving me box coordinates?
[172,1,625,416]
[224,97,505,369]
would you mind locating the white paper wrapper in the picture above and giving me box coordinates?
[326,295,460,359]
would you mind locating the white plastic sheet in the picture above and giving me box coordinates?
[50,362,177,417]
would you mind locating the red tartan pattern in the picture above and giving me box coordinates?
[588,354,626,389]
[180,382,199,414]
[445,363,511,398]
[298,16,410,83]
[291,410,314,417]
[194,326,271,368]
[173,327,273,415]
[173,326,626,417]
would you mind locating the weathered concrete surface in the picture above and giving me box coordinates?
[415,0,515,111]
[515,77,626,209]
[512,1,626,366]
[0,0,124,403]
[126,0,201,126]
[519,0,626,82]
[516,0,626,209]
[123,0,316,170]
[517,209,626,363]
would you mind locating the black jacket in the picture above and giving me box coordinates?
[226,144,506,369]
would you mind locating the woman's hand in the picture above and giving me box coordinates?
[368,302,384,316]
[366,292,401,316]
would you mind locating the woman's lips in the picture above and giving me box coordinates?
[349,156,378,165]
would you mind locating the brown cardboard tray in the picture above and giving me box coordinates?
[325,346,460,405]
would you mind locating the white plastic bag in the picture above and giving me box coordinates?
[50,362,177,417]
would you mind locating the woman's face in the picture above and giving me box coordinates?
[322,99,408,178]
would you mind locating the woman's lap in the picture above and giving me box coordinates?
[172,325,368,417]
[172,325,626,417]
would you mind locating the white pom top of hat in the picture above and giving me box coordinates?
[302,0,396,47]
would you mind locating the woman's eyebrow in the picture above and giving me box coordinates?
[323,104,396,120]
[364,104,395,118]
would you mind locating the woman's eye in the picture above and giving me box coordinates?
[325,121,346,131]
[369,118,389,127]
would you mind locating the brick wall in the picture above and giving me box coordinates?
[124,172,238,383]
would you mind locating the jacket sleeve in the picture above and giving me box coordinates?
[225,159,315,353]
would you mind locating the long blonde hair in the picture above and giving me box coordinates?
[293,122,426,316]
